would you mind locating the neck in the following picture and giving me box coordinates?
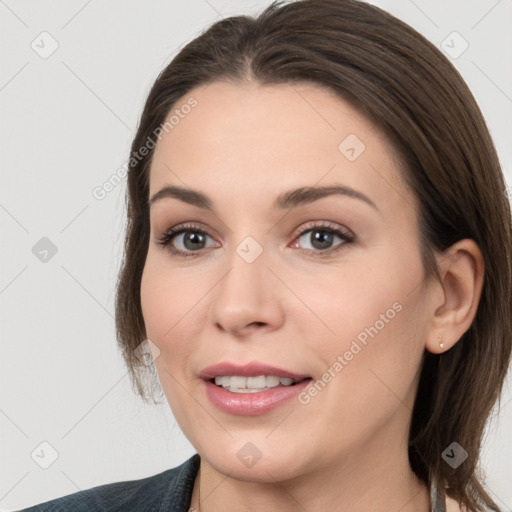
[191,441,430,512]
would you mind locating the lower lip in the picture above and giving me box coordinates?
[202,379,312,416]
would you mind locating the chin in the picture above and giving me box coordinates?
[200,440,311,483]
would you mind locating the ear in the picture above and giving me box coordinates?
[425,239,485,354]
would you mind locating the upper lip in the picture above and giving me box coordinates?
[200,362,310,381]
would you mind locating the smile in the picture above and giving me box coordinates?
[212,375,305,393]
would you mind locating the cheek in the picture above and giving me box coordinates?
[140,258,193,356]
[140,259,203,424]
[140,261,168,342]
[140,254,215,368]
[291,244,427,400]
[291,250,423,355]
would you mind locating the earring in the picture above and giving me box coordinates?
[438,336,445,350]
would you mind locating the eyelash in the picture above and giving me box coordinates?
[155,221,355,259]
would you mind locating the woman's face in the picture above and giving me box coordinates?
[141,81,438,481]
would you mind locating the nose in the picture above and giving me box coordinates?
[208,249,285,337]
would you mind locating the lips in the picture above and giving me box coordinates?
[202,377,312,415]
[199,361,310,381]
[199,361,313,415]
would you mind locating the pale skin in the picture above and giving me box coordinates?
[140,81,482,512]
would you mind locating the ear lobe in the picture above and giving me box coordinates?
[425,239,485,354]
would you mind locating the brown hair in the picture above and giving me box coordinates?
[115,1,512,510]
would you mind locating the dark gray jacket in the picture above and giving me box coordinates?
[17,453,200,512]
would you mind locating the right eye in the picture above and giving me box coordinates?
[156,223,220,258]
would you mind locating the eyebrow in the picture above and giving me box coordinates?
[148,184,378,212]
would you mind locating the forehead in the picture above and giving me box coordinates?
[148,81,411,215]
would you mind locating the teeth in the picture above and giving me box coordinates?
[213,375,298,392]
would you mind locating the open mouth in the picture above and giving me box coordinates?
[209,375,312,394]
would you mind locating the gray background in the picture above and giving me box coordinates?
[1,0,511,510]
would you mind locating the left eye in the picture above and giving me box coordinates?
[292,226,354,253]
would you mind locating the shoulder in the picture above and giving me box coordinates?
[16,453,200,512]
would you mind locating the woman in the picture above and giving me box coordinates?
[20,0,511,510]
